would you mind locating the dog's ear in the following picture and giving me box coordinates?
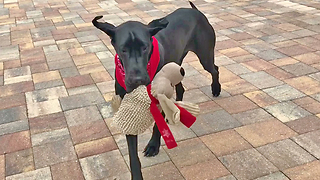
[148,18,169,36]
[92,16,116,37]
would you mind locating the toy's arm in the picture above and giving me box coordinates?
[111,94,122,112]
[157,94,180,125]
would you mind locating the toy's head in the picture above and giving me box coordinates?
[158,62,185,86]
[152,62,185,99]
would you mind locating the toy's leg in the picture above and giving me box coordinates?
[143,123,161,157]
[126,135,143,180]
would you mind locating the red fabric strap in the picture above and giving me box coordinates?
[147,86,178,149]
[114,36,196,149]
[176,105,196,128]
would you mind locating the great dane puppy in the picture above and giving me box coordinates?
[93,2,220,179]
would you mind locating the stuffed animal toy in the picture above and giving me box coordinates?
[112,62,200,148]
[151,62,200,124]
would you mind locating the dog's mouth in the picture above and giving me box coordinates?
[125,79,150,93]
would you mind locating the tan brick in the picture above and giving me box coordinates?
[242,59,275,72]
[215,95,258,114]
[72,53,100,66]
[181,159,230,180]
[219,47,250,58]
[244,90,278,107]
[236,119,297,147]
[285,76,320,95]
[142,161,183,180]
[202,129,252,157]
[68,47,86,56]
[51,160,84,180]
[32,71,61,84]
[3,60,21,69]
[27,99,62,118]
[0,81,34,98]
[75,137,117,158]
[284,160,320,180]
[90,71,113,83]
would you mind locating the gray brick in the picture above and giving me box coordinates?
[292,130,320,159]
[6,167,52,180]
[0,106,27,125]
[257,139,315,170]
[191,110,242,136]
[0,119,29,136]
[59,91,105,111]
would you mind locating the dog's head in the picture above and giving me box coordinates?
[92,16,168,92]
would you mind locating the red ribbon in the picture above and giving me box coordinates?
[115,36,196,149]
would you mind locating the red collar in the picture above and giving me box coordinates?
[114,36,160,91]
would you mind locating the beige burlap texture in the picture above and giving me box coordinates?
[112,86,154,135]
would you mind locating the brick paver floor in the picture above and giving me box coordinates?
[1,0,320,179]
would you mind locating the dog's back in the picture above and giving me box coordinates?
[153,2,216,64]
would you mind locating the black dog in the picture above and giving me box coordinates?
[93,2,220,179]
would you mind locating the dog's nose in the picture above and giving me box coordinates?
[132,77,144,85]
[126,76,149,92]
[128,76,149,86]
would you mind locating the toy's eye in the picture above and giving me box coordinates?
[122,48,127,53]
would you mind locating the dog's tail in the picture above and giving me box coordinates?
[189,1,198,10]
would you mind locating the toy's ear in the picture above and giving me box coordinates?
[148,18,169,36]
[180,67,185,77]
[92,16,116,38]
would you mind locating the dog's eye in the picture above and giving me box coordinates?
[122,49,127,53]
[142,46,147,52]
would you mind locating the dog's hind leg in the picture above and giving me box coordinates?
[175,51,188,101]
[176,82,185,101]
[143,123,161,157]
[126,135,143,180]
[196,48,221,97]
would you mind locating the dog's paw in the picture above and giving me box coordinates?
[143,140,160,157]
[212,82,221,97]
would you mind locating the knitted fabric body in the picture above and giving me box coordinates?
[113,86,154,135]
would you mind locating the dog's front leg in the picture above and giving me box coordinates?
[144,123,161,157]
[126,135,143,180]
